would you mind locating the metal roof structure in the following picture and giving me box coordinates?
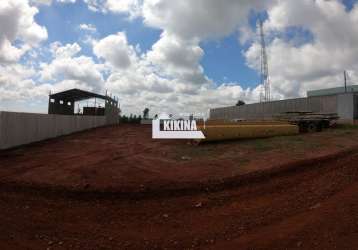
[48,88,119,116]
[49,88,114,102]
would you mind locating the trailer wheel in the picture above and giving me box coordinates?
[298,122,308,133]
[322,120,330,129]
[307,122,321,132]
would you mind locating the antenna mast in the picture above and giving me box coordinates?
[259,19,270,102]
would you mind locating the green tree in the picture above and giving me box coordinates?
[143,108,150,119]
[236,100,246,106]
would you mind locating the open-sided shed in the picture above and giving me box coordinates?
[48,88,119,116]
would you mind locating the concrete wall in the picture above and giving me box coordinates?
[210,94,345,121]
[354,95,358,119]
[337,93,355,122]
[307,85,358,97]
[0,112,107,150]
[140,119,152,125]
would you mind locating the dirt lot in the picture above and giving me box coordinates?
[0,124,358,249]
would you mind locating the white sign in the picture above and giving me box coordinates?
[152,113,205,139]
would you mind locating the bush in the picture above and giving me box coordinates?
[120,114,142,124]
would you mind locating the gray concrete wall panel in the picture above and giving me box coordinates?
[337,94,354,122]
[0,112,108,150]
[210,95,340,121]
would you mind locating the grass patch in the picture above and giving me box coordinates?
[173,143,223,160]
[173,127,358,162]
[334,124,358,130]
[233,158,251,168]
[242,139,275,152]
[328,125,358,136]
[243,134,321,153]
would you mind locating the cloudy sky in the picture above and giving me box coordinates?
[1,0,358,116]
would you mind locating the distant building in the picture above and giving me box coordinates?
[0,89,121,150]
[307,85,358,97]
[48,88,120,124]
[210,85,358,124]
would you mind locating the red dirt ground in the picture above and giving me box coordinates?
[0,124,358,249]
[0,124,358,193]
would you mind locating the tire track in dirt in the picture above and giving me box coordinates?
[0,147,357,202]
[0,145,358,249]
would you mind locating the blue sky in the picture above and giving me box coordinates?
[1,0,358,115]
[34,1,261,87]
[201,36,260,88]
[33,0,355,89]
[35,1,161,52]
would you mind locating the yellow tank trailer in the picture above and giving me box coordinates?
[196,121,299,142]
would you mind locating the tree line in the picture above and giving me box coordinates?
[120,101,244,124]
[119,107,150,124]
[119,114,142,124]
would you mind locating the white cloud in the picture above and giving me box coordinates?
[40,43,105,92]
[91,31,259,115]
[105,0,142,17]
[245,0,358,98]
[93,32,137,69]
[3,0,358,116]
[79,23,97,33]
[83,0,142,18]
[0,0,47,63]
[0,64,51,102]
[79,1,269,115]
[50,42,82,58]
[146,32,208,85]
[141,0,272,40]
[31,0,76,5]
[92,0,271,115]
[30,0,52,6]
[93,0,358,116]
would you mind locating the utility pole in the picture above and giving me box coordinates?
[259,19,270,102]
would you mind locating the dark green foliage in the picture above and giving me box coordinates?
[236,100,246,106]
[119,114,142,124]
[143,108,150,119]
